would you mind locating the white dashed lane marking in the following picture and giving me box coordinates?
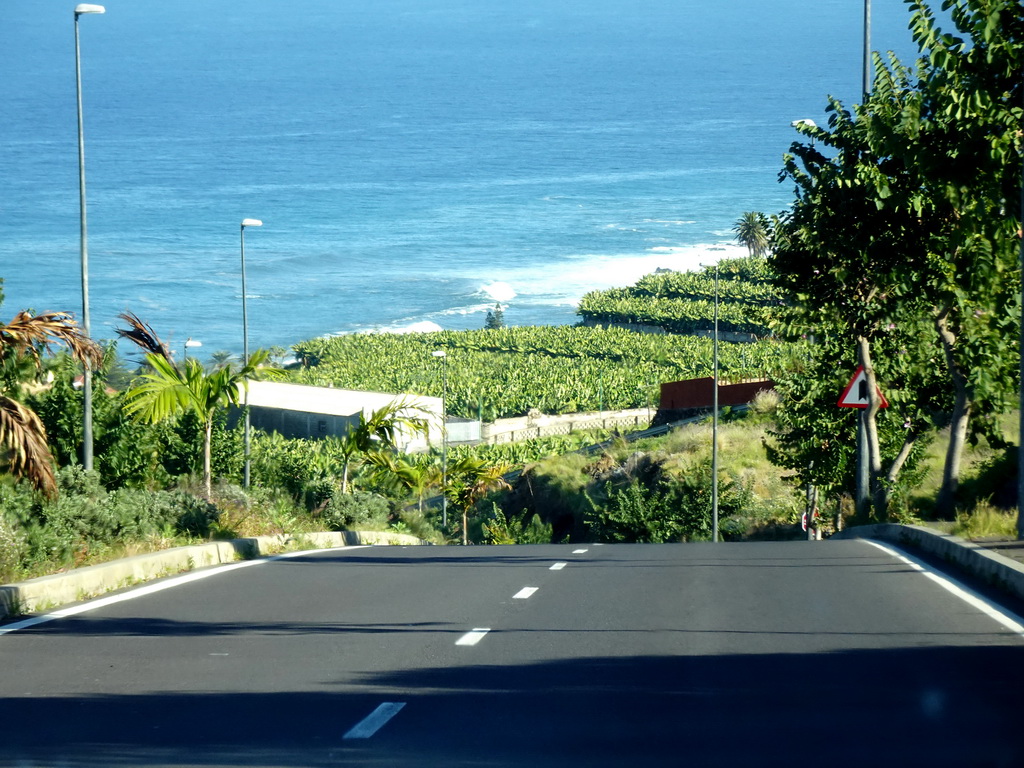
[550,562,567,571]
[455,628,491,646]
[513,587,539,599]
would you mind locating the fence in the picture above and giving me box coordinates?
[483,409,652,445]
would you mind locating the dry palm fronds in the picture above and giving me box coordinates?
[0,395,56,497]
[0,311,103,371]
[115,311,173,365]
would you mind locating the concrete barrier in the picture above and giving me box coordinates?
[0,530,425,620]
[833,523,1024,602]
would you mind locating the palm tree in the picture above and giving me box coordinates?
[367,453,440,514]
[122,350,283,499]
[445,456,511,545]
[0,311,103,496]
[336,399,428,493]
[208,350,236,370]
[733,211,770,257]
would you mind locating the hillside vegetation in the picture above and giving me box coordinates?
[577,256,781,336]
[292,321,786,421]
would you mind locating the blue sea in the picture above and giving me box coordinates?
[1,0,921,358]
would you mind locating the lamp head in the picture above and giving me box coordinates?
[75,4,106,16]
[241,218,263,228]
[432,350,447,358]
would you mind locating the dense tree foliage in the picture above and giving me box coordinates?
[769,0,1022,519]
[0,284,103,497]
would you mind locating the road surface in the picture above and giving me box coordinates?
[1,540,1022,767]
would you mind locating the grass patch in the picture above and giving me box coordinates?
[950,501,1018,540]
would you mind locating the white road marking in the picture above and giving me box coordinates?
[513,587,538,599]
[343,702,406,739]
[572,549,589,554]
[0,546,370,636]
[455,628,490,646]
[863,539,1024,637]
[550,562,567,571]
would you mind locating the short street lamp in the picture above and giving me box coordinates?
[432,350,448,529]
[74,2,105,471]
[700,262,720,543]
[240,218,262,488]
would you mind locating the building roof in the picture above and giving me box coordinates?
[242,380,441,418]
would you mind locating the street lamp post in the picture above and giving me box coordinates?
[240,218,262,488]
[711,263,719,543]
[74,3,105,471]
[432,350,448,530]
[701,262,720,542]
[863,0,872,101]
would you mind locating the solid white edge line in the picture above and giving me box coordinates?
[0,545,371,636]
[455,628,490,646]
[513,587,538,599]
[863,539,1024,637]
[343,702,406,740]
[550,562,567,571]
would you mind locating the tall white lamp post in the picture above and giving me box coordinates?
[711,263,719,543]
[701,262,720,542]
[240,218,262,488]
[432,350,448,529]
[74,3,105,471]
[863,0,872,100]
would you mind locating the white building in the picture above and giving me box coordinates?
[237,380,443,453]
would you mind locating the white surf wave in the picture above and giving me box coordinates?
[478,281,516,303]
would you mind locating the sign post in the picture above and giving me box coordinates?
[838,366,888,518]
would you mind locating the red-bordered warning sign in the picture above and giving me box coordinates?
[838,365,889,409]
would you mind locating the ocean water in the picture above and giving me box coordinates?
[1,0,920,358]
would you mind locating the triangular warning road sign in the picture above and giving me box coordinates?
[838,366,889,409]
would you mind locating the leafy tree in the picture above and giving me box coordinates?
[485,303,505,330]
[0,310,102,496]
[771,0,1022,519]
[772,80,947,519]
[902,0,1022,517]
[30,353,169,490]
[733,211,771,257]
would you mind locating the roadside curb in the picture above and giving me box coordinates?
[0,530,425,620]
[832,523,1024,603]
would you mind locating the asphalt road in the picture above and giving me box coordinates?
[1,541,1023,767]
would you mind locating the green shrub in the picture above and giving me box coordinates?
[586,482,681,543]
[0,513,28,581]
[393,505,443,543]
[319,490,391,531]
[482,504,554,544]
[171,493,221,537]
